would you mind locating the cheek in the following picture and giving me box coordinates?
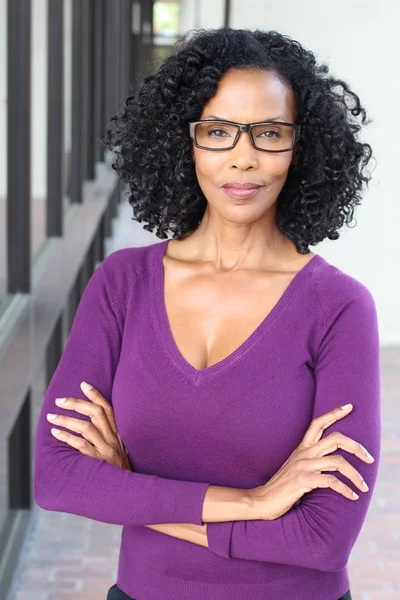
[261,154,293,179]
[194,153,224,182]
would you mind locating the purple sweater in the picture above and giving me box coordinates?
[34,239,381,600]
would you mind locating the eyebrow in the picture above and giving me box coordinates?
[202,114,286,122]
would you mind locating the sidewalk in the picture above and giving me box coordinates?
[8,200,399,600]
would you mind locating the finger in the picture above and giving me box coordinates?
[50,427,98,458]
[307,472,360,501]
[55,395,115,444]
[47,413,109,453]
[302,404,354,448]
[307,432,375,464]
[80,382,118,434]
[306,455,369,494]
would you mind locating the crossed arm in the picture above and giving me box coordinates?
[35,258,381,570]
[45,382,255,549]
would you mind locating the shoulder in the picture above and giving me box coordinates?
[310,255,378,330]
[95,240,164,305]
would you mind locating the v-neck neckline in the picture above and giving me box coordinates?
[151,238,321,384]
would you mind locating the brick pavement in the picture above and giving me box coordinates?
[8,508,121,600]
[7,204,400,600]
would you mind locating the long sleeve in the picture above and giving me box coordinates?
[207,283,381,572]
[33,254,210,526]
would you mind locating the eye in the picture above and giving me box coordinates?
[207,128,231,138]
[259,128,282,139]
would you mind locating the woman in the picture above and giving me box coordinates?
[34,28,380,600]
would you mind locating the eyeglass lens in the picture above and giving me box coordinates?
[194,122,295,151]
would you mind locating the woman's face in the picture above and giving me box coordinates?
[192,68,298,224]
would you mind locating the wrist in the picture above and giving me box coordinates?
[246,486,264,520]
[201,485,259,523]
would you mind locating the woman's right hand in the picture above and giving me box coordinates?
[249,403,375,521]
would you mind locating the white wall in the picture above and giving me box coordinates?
[31,0,48,201]
[179,0,225,33]
[230,0,399,345]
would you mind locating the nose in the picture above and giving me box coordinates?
[227,130,259,170]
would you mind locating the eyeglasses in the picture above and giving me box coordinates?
[189,120,300,153]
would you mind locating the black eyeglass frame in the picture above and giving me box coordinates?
[189,120,301,153]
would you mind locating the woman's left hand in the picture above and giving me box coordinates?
[47,381,131,471]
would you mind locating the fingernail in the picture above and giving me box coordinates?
[360,445,374,462]
[51,428,61,435]
[80,381,93,391]
[352,491,359,499]
[55,398,66,405]
[47,413,57,420]
[340,403,353,410]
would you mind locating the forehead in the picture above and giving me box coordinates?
[200,69,295,122]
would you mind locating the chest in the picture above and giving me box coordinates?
[163,259,297,371]
[111,248,320,486]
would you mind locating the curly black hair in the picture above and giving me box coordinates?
[101,27,375,254]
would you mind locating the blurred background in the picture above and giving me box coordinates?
[0,0,398,598]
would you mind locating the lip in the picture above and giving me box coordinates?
[223,182,263,190]
[223,186,262,200]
